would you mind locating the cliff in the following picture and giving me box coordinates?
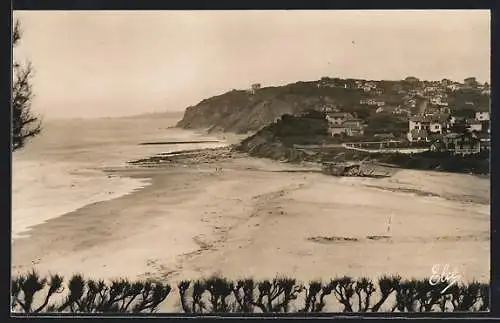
[176,80,364,134]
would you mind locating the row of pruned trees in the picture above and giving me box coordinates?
[12,271,490,314]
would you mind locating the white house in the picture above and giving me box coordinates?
[343,119,365,137]
[330,125,346,137]
[424,86,438,94]
[409,117,443,134]
[360,98,385,107]
[360,98,377,106]
[429,122,443,134]
[408,117,430,142]
[430,95,448,107]
[317,104,339,113]
[447,84,461,92]
[405,99,416,108]
[440,106,451,114]
[475,111,490,121]
[409,117,423,131]
[250,83,261,94]
[407,115,450,142]
[407,129,429,143]
[363,82,377,92]
[326,112,353,126]
[430,96,441,105]
[467,120,483,132]
[481,88,491,96]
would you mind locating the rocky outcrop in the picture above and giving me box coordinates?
[235,112,330,163]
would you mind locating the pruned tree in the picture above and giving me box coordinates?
[12,19,41,151]
[12,271,490,313]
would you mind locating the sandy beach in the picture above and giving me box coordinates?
[12,147,490,294]
[11,10,491,313]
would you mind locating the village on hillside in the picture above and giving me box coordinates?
[277,76,491,156]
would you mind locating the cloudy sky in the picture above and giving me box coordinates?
[13,10,490,119]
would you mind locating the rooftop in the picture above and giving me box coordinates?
[467,120,483,125]
[444,132,479,140]
[410,113,450,123]
[378,106,398,112]
[327,112,353,118]
[444,133,461,139]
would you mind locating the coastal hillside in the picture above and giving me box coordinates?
[176,77,490,134]
[235,110,344,163]
[176,80,374,133]
[235,110,490,174]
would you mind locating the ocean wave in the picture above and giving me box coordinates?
[12,119,230,241]
[12,160,151,240]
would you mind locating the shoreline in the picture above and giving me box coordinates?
[12,165,208,281]
[12,147,490,287]
[128,145,490,205]
[11,164,153,241]
[175,126,490,176]
[12,137,234,242]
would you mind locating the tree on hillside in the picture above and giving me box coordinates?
[454,108,475,119]
[350,105,372,120]
[12,19,41,151]
[365,113,408,137]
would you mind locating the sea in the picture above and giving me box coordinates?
[12,115,226,240]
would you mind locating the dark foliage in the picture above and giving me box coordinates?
[12,19,41,151]
[237,112,330,159]
[253,277,304,312]
[365,113,408,137]
[372,151,489,175]
[454,108,476,119]
[11,270,64,313]
[12,272,170,313]
[449,89,490,112]
[271,114,329,139]
[12,271,489,314]
[348,105,374,120]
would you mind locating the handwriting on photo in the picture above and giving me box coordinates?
[429,264,462,294]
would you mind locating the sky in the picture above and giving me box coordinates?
[13,10,490,119]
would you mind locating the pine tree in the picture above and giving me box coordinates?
[12,19,41,151]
